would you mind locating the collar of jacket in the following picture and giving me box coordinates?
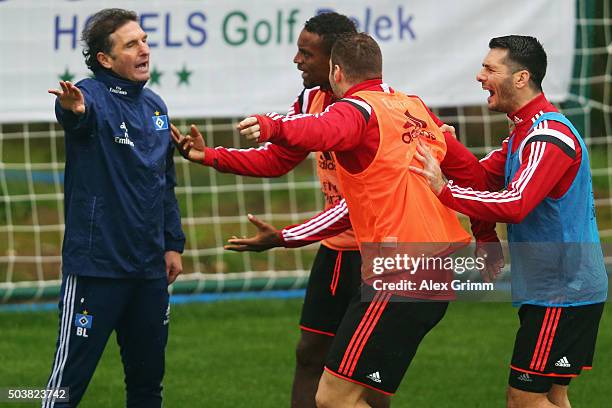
[94,69,147,99]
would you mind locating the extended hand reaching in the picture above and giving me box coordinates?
[48,81,85,115]
[170,123,206,162]
[225,214,283,252]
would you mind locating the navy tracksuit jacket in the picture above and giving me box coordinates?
[43,68,185,408]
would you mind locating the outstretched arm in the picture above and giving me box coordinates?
[422,101,499,242]
[280,200,351,248]
[441,133,499,243]
[412,137,505,282]
[237,100,368,152]
[49,81,93,134]
[48,81,85,115]
[225,200,352,251]
[224,214,283,252]
[171,123,309,177]
[411,138,576,224]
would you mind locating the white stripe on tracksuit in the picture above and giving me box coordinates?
[283,200,349,242]
[449,116,548,203]
[449,141,546,203]
[43,275,77,408]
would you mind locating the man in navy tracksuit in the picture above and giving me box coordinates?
[43,9,185,408]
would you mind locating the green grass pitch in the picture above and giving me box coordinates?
[0,299,609,407]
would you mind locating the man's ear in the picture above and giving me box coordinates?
[97,51,112,69]
[514,69,531,90]
[333,64,343,83]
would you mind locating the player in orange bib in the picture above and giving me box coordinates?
[238,33,478,407]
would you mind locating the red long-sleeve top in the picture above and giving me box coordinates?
[201,87,326,177]
[437,93,581,223]
[224,79,498,245]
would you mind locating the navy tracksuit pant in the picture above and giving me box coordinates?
[42,274,170,408]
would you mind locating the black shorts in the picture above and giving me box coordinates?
[509,303,605,393]
[324,284,448,395]
[299,245,362,336]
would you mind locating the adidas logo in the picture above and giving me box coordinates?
[555,357,571,368]
[366,371,382,383]
[517,373,533,382]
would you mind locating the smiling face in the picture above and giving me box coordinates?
[293,29,331,89]
[476,48,520,114]
[97,21,150,82]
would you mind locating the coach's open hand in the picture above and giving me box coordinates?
[48,81,86,115]
[225,214,282,252]
[409,139,447,195]
[170,123,206,162]
[237,117,261,142]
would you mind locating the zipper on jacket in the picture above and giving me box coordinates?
[88,196,97,251]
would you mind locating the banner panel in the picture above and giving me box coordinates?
[0,0,575,122]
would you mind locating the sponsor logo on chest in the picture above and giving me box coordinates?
[114,121,134,148]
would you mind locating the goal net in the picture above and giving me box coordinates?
[0,0,610,301]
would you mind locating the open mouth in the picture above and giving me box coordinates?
[136,62,149,72]
[483,87,495,103]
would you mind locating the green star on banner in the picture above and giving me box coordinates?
[149,66,162,86]
[176,65,192,86]
[59,67,75,82]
